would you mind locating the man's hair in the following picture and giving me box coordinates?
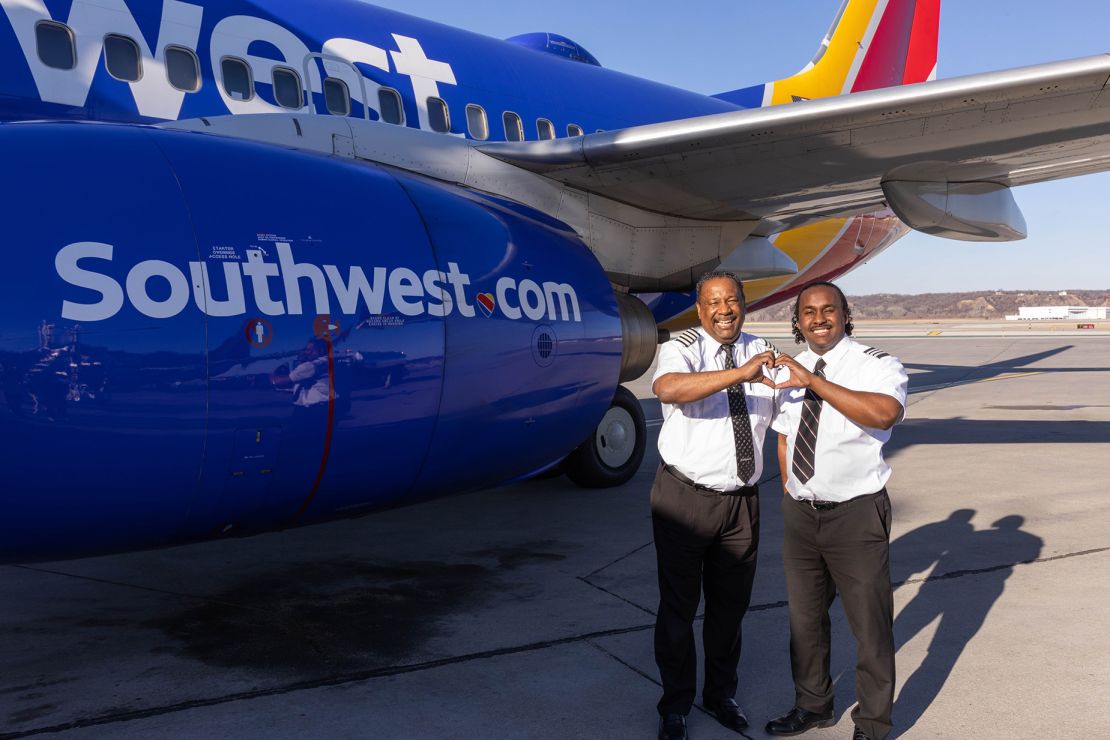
[695,270,746,305]
[790,281,854,344]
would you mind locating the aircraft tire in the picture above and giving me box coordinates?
[562,386,646,488]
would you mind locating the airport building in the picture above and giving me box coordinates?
[1005,306,1109,320]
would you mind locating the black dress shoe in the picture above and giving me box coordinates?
[703,697,748,732]
[658,713,688,740]
[852,727,872,740]
[765,706,835,736]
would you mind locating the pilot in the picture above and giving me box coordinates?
[289,338,331,408]
[271,338,332,408]
[765,282,908,740]
[650,270,778,740]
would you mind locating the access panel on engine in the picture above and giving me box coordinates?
[0,124,208,561]
[153,134,445,535]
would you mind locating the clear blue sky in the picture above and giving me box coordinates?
[363,0,1110,294]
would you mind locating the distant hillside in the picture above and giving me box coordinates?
[748,290,1110,321]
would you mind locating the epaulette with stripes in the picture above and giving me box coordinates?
[673,329,699,347]
[761,339,781,355]
[862,346,890,360]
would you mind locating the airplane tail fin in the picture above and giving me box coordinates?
[714,0,940,107]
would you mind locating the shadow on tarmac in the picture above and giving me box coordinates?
[888,510,1043,736]
[887,417,1110,451]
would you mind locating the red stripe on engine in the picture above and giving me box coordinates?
[290,336,336,522]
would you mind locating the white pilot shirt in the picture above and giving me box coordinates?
[289,357,331,407]
[772,336,908,502]
[653,327,780,490]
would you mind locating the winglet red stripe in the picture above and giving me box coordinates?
[852,0,920,92]
[902,0,940,84]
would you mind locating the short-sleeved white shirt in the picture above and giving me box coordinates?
[772,336,908,502]
[652,327,779,490]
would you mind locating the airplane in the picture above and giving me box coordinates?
[2,0,1109,563]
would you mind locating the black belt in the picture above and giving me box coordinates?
[798,488,886,510]
[663,464,758,496]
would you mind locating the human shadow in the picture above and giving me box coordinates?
[890,512,1043,736]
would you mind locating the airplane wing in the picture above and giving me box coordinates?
[479,55,1110,230]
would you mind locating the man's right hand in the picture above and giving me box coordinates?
[654,351,776,404]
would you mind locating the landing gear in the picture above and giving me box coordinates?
[562,386,646,488]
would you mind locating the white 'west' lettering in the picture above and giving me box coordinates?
[320,38,391,119]
[209,14,319,115]
[1,1,461,131]
[0,0,202,118]
[389,34,457,133]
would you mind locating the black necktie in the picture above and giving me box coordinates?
[791,358,827,484]
[721,344,755,483]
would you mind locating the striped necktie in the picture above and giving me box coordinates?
[791,358,827,484]
[721,344,756,483]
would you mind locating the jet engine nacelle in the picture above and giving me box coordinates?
[0,122,624,562]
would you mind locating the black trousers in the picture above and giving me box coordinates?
[782,490,895,740]
[651,465,759,716]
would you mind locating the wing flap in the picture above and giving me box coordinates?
[480,55,1110,224]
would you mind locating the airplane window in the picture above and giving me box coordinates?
[35,21,75,70]
[378,88,404,125]
[323,78,351,116]
[220,57,253,101]
[567,123,583,138]
[165,46,200,92]
[536,118,555,141]
[503,111,524,142]
[466,104,488,140]
[272,67,303,109]
[427,96,450,133]
[104,34,141,82]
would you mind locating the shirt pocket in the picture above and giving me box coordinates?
[745,392,774,426]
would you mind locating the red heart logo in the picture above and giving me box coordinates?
[477,292,495,317]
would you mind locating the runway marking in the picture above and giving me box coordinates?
[580,541,654,580]
[4,544,1108,738]
[585,638,659,686]
[576,575,656,617]
[585,639,758,738]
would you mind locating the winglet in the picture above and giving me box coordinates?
[715,0,940,107]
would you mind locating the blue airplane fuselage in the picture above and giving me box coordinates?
[1,0,728,562]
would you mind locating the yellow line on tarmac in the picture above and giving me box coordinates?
[973,371,1046,384]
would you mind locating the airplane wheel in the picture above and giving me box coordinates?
[562,386,646,488]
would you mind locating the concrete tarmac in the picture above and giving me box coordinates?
[2,324,1109,738]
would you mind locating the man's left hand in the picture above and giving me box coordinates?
[737,350,777,388]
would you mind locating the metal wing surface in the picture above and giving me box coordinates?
[480,55,1110,227]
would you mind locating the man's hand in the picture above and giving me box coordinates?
[738,350,777,388]
[771,353,903,430]
[654,350,776,404]
[772,353,814,389]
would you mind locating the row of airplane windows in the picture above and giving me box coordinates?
[34,20,591,142]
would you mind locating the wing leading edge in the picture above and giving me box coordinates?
[479,55,1110,229]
